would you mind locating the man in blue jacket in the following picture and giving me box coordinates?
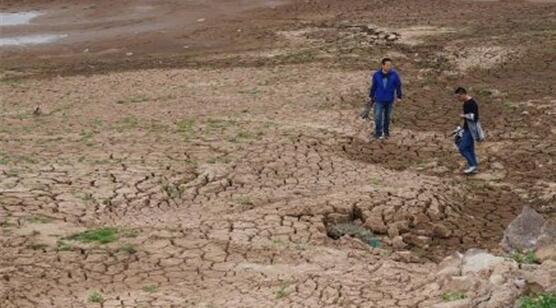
[364,58,403,140]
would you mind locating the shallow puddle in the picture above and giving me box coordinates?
[0,11,42,26]
[0,34,68,46]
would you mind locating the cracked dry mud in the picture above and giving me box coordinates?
[1,0,555,307]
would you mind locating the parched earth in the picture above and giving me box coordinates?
[1,0,555,307]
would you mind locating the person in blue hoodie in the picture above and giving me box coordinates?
[362,58,403,140]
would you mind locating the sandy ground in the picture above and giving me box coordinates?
[1,0,555,307]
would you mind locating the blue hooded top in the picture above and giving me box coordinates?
[369,69,402,103]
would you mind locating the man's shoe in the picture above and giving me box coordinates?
[379,135,385,140]
[463,166,478,174]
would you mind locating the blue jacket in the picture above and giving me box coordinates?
[369,69,402,103]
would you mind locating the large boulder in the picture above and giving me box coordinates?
[500,206,545,252]
[521,260,556,294]
[437,252,464,278]
[432,299,472,308]
[427,248,550,308]
[462,249,505,275]
[535,220,556,262]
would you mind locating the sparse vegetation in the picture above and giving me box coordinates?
[116,95,149,104]
[229,130,257,143]
[88,291,104,303]
[442,291,467,302]
[370,178,381,186]
[327,223,380,248]
[76,192,94,204]
[116,116,139,131]
[143,284,158,293]
[121,229,139,238]
[0,152,9,165]
[510,250,539,264]
[27,216,50,224]
[176,119,195,137]
[503,101,516,110]
[148,119,169,132]
[518,293,556,308]
[206,118,234,130]
[65,227,118,244]
[162,183,181,199]
[0,218,16,228]
[27,243,48,250]
[119,243,137,254]
[56,240,73,251]
[79,129,95,146]
[235,196,254,206]
[275,282,290,299]
[92,118,104,129]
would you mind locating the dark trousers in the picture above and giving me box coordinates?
[374,101,393,137]
[458,129,478,167]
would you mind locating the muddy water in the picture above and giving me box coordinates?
[0,11,41,26]
[0,34,67,46]
[1,11,68,46]
[0,0,283,51]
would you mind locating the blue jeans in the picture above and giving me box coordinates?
[374,101,393,138]
[458,129,478,167]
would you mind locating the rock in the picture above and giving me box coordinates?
[445,275,480,292]
[412,213,430,226]
[392,250,419,263]
[197,18,206,22]
[513,277,526,289]
[489,273,505,285]
[126,52,133,56]
[364,215,387,234]
[392,236,407,249]
[433,223,452,238]
[387,225,400,237]
[432,299,472,308]
[480,286,521,308]
[393,220,410,233]
[485,88,504,98]
[326,213,351,224]
[501,206,545,252]
[462,249,505,275]
[536,220,556,260]
[521,260,556,293]
[491,162,504,170]
[386,34,398,41]
[437,252,463,277]
[415,235,432,248]
[366,24,378,31]
[520,263,540,271]
[536,244,556,262]
[404,234,432,248]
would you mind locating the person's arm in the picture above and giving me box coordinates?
[461,101,478,120]
[369,73,376,101]
[396,74,403,100]
[461,113,475,120]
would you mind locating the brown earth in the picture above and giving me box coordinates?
[1,0,555,307]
